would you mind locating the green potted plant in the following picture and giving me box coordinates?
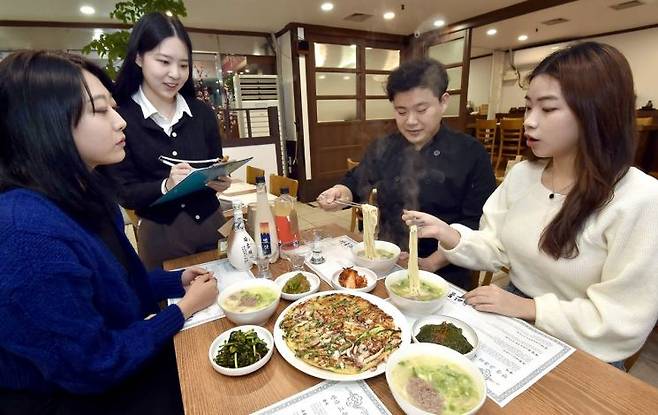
[82,0,187,78]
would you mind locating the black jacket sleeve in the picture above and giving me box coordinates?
[460,143,496,230]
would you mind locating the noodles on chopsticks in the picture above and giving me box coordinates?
[361,203,378,259]
[408,225,420,296]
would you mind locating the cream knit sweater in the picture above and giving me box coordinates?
[441,160,658,362]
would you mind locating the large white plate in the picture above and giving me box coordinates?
[273,290,411,381]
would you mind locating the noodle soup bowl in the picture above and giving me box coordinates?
[385,270,449,315]
[351,240,401,274]
[218,279,281,325]
[385,342,486,415]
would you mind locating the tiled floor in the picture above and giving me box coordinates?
[124,201,658,387]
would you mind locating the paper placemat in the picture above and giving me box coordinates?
[303,234,575,407]
[404,286,575,407]
[167,258,254,330]
[252,380,391,415]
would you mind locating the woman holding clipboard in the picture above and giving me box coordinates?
[107,12,230,270]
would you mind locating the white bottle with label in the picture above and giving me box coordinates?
[227,201,257,271]
[253,176,279,263]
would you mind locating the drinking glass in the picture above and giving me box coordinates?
[255,251,272,279]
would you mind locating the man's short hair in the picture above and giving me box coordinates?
[386,58,449,101]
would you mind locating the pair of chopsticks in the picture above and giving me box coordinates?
[316,194,361,208]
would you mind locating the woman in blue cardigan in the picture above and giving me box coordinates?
[0,51,217,414]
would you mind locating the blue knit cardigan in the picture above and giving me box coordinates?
[0,189,186,394]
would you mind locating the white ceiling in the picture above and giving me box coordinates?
[0,0,520,34]
[1,0,656,52]
[472,0,658,54]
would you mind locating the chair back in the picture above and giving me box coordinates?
[475,119,497,162]
[246,165,265,185]
[495,118,524,174]
[637,117,653,127]
[269,174,299,198]
[346,158,359,170]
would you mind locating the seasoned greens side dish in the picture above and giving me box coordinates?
[214,329,270,369]
[282,273,311,294]
[416,322,473,354]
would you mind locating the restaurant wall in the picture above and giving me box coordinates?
[467,55,493,110]
[499,27,658,112]
[223,143,279,187]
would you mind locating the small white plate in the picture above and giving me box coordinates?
[331,266,377,293]
[412,315,480,359]
[274,271,321,301]
[208,325,274,376]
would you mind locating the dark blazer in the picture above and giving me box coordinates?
[106,96,222,225]
[341,125,496,289]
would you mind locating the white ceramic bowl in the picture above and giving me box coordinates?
[331,266,377,293]
[274,271,321,301]
[384,269,449,315]
[385,342,486,415]
[412,315,480,360]
[218,279,281,325]
[208,325,274,376]
[351,240,401,274]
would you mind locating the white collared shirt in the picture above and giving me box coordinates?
[131,86,192,136]
[132,86,193,194]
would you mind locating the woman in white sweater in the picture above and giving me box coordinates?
[403,42,658,368]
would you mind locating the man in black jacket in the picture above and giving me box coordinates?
[318,58,496,290]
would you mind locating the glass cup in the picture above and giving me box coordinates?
[255,251,272,279]
[282,245,310,272]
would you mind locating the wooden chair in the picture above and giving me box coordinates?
[269,174,299,198]
[636,117,653,127]
[475,119,497,162]
[347,158,359,170]
[346,158,362,232]
[246,165,264,185]
[121,207,140,243]
[495,118,524,175]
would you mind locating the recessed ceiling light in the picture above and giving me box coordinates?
[433,20,445,27]
[518,34,528,41]
[318,75,326,80]
[321,2,334,12]
[486,28,497,36]
[383,11,395,20]
[165,10,173,17]
[343,75,351,80]
[80,5,95,15]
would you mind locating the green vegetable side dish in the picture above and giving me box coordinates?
[214,329,270,369]
[416,322,473,354]
[282,273,311,294]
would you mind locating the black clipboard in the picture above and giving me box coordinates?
[150,157,253,206]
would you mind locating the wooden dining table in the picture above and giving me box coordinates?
[164,224,658,415]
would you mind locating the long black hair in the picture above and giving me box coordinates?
[0,50,118,227]
[528,42,636,259]
[114,12,195,104]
